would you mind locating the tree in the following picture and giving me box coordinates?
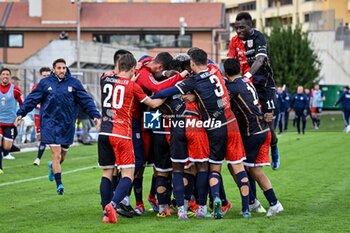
[268,23,321,93]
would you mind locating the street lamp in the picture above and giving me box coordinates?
[71,0,81,74]
[179,17,187,53]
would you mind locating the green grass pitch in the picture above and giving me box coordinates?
[1,114,349,233]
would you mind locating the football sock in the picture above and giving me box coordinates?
[133,177,143,203]
[219,173,228,205]
[54,173,62,187]
[111,172,120,192]
[248,172,257,205]
[236,171,250,212]
[37,142,46,159]
[150,175,157,197]
[264,188,278,206]
[183,173,195,201]
[121,196,130,206]
[302,119,306,133]
[155,176,168,205]
[3,149,9,157]
[111,177,132,206]
[208,171,221,200]
[166,175,172,205]
[172,171,185,207]
[196,171,208,206]
[100,176,112,210]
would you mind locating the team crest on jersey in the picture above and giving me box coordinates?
[68,86,72,92]
[247,39,253,48]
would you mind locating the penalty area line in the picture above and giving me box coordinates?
[0,166,97,187]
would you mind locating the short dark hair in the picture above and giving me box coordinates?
[113,49,132,65]
[52,58,66,68]
[0,68,11,75]
[189,48,208,66]
[236,12,253,25]
[345,86,349,90]
[11,76,20,81]
[118,53,137,72]
[154,52,173,70]
[224,58,241,76]
[39,67,51,74]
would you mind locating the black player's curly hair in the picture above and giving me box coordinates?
[223,58,241,77]
[236,12,253,25]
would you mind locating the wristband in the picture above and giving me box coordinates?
[244,72,252,79]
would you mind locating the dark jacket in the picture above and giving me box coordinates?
[17,70,100,144]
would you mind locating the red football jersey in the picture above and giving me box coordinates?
[100,72,148,139]
[227,35,250,74]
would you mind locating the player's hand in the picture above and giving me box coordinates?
[180,70,189,78]
[163,70,179,77]
[14,116,23,127]
[263,113,273,123]
[183,94,196,102]
[94,118,101,131]
[36,133,41,141]
[131,73,140,82]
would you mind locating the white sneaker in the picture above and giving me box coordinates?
[266,201,284,217]
[346,125,350,133]
[3,153,15,160]
[33,158,41,166]
[249,199,266,213]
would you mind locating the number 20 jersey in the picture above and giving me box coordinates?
[100,72,148,139]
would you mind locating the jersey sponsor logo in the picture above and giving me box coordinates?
[48,86,52,91]
[247,39,253,48]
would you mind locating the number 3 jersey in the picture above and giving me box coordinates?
[226,77,269,137]
[100,71,148,139]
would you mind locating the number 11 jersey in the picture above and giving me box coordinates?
[100,72,148,139]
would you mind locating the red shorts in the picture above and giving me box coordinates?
[243,131,271,167]
[34,114,40,134]
[186,120,209,162]
[225,120,246,164]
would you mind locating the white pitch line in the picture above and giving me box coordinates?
[0,166,97,187]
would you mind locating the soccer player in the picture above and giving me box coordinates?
[227,12,280,170]
[311,84,325,129]
[133,52,182,215]
[153,48,249,219]
[0,68,23,174]
[32,67,51,166]
[291,86,309,134]
[15,58,101,195]
[335,86,350,132]
[99,53,164,224]
[224,58,283,217]
[152,54,210,218]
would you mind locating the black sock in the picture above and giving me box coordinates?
[111,172,120,192]
[236,171,250,212]
[166,175,172,205]
[183,173,195,201]
[208,172,221,200]
[263,188,278,206]
[219,173,228,205]
[155,176,168,205]
[150,175,157,197]
[100,176,112,210]
[196,171,208,206]
[133,177,143,203]
[248,172,256,204]
[54,173,62,187]
[3,149,9,157]
[37,142,46,159]
[172,172,185,207]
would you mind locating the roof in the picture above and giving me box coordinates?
[4,2,225,31]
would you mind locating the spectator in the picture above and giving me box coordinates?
[335,86,350,133]
[59,31,69,40]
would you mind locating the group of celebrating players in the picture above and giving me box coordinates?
[1,12,283,223]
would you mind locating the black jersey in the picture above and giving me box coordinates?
[226,77,269,137]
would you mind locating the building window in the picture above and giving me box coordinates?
[93,33,192,48]
[238,1,256,11]
[8,34,23,48]
[281,0,293,5]
[304,13,310,23]
[109,35,140,47]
